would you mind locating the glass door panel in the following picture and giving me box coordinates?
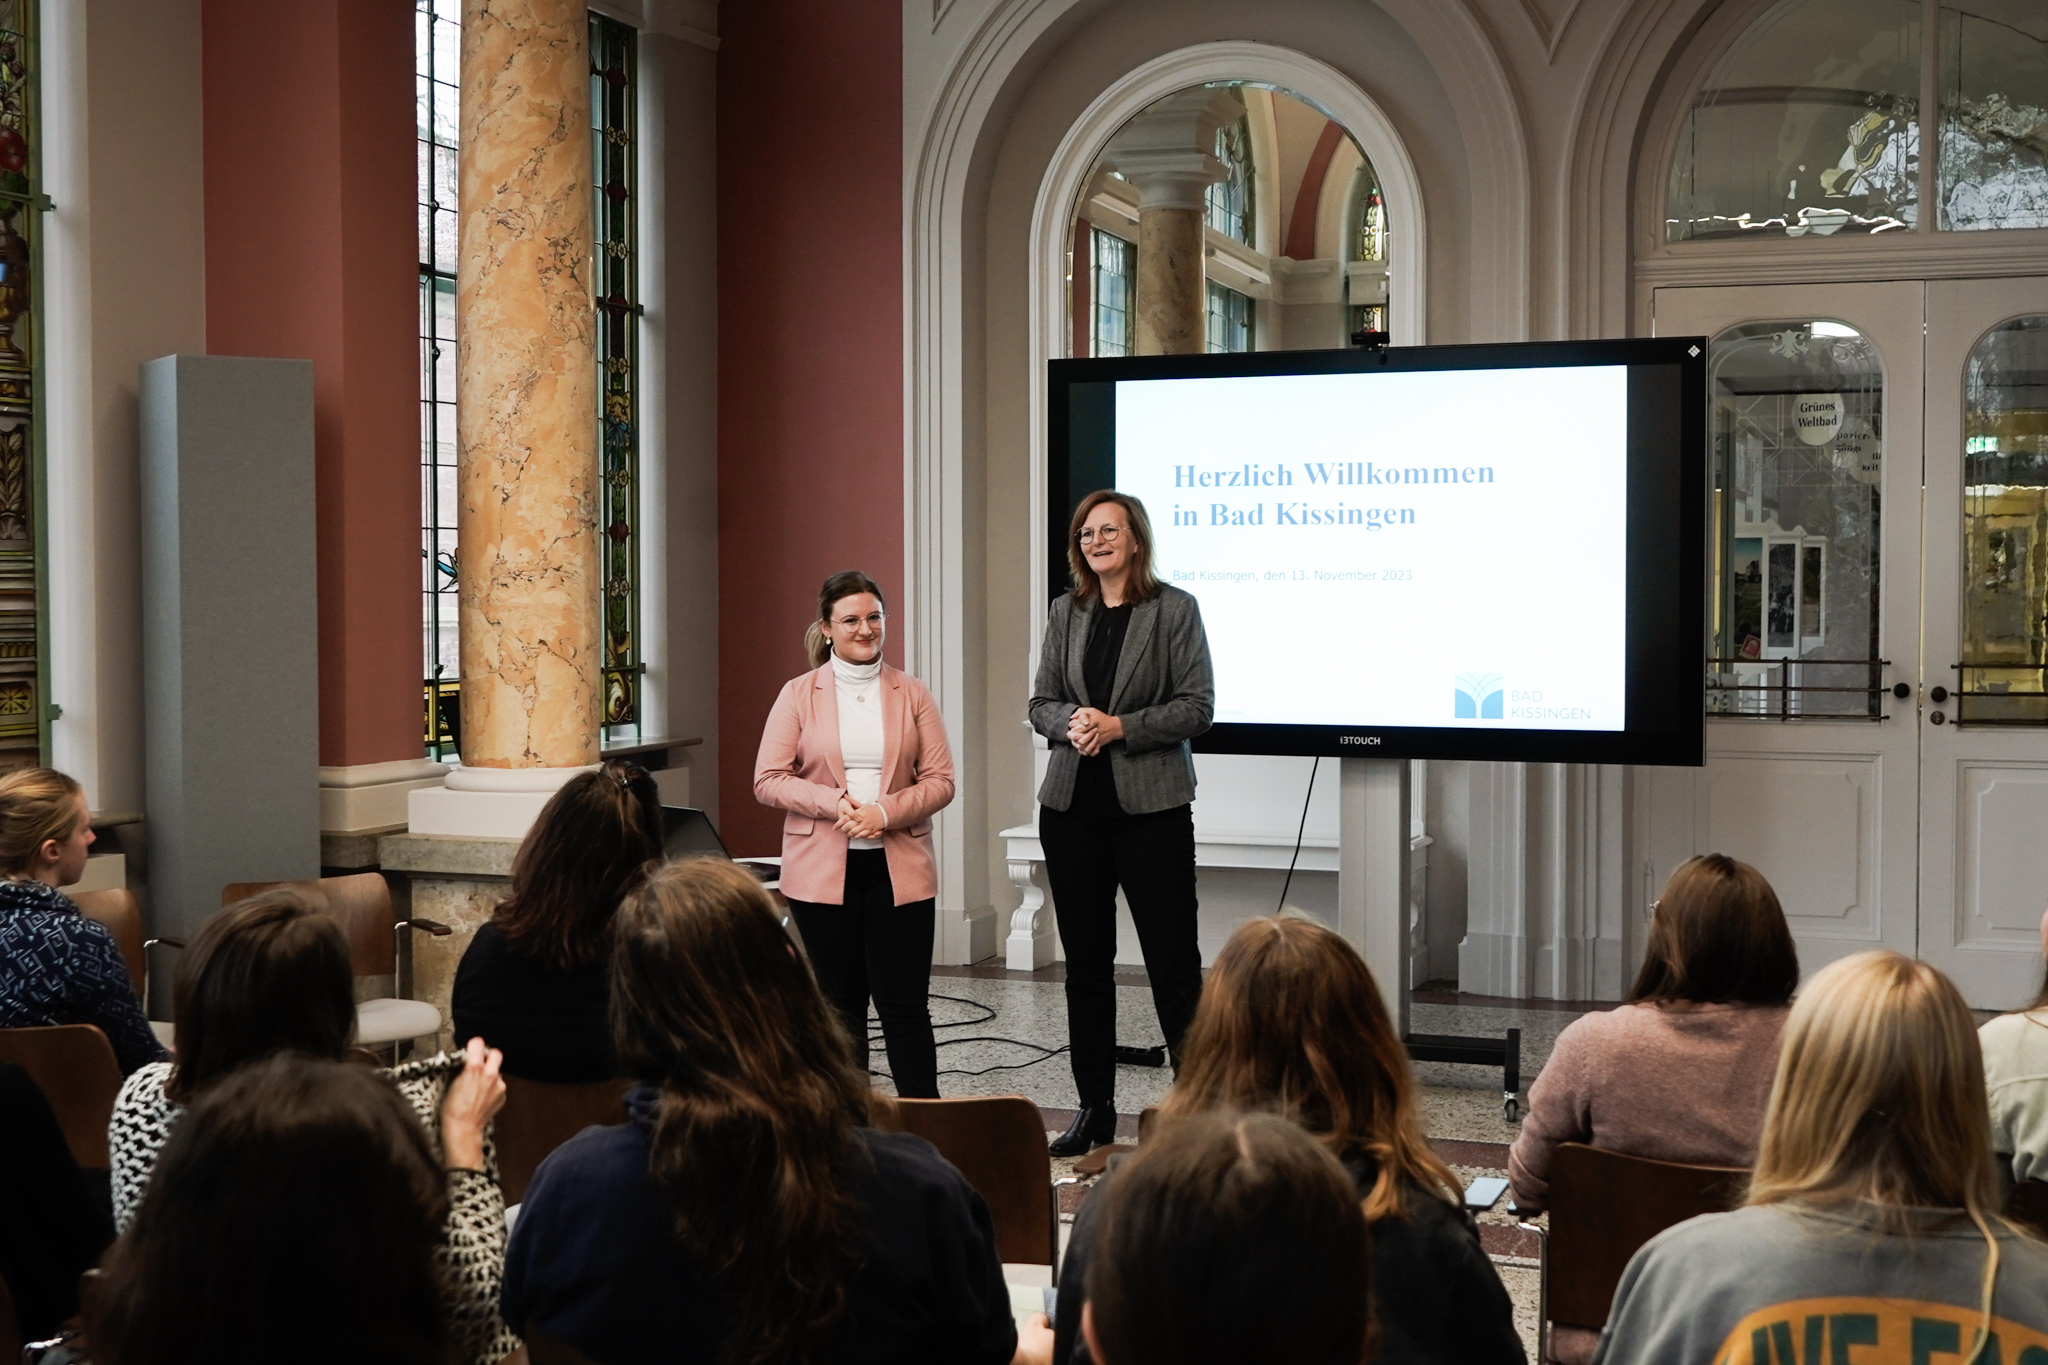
[1959,317,2048,722]
[1708,320,1885,717]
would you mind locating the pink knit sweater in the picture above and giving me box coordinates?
[1508,999,1787,1214]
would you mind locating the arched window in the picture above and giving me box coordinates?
[1667,0,2048,241]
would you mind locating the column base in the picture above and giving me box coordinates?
[406,764,594,839]
[320,759,450,834]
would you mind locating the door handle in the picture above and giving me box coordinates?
[1930,685,1949,703]
[1892,682,1911,699]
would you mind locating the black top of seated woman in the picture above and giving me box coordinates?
[1072,600,1132,817]
[451,921,614,1084]
[501,1086,1018,1365]
[1054,1147,1526,1365]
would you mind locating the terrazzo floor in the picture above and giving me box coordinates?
[860,967,1606,1362]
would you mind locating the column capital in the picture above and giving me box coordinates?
[1102,87,1243,212]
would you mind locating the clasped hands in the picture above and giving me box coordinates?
[835,794,888,840]
[1067,706,1124,757]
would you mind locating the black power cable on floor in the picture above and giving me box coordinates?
[1276,756,1320,913]
[864,992,1076,1082]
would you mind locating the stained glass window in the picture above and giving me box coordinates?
[1206,111,1254,245]
[417,0,459,759]
[1349,160,1390,339]
[1939,3,2048,230]
[1091,229,1133,358]
[590,12,640,736]
[1666,0,1921,241]
[0,0,41,772]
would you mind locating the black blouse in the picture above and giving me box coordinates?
[1073,602,1134,816]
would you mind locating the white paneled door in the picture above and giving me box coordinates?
[1648,279,2048,1009]
[1649,283,1925,985]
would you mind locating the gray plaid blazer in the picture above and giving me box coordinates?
[1029,584,1214,815]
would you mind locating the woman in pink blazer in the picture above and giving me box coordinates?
[754,570,955,1097]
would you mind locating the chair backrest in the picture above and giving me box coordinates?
[221,873,395,977]
[2006,1178,2048,1240]
[876,1095,1056,1267]
[0,1025,124,1168]
[1547,1142,1746,1331]
[496,1075,633,1207]
[71,888,145,995]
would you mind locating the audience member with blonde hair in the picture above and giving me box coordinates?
[1055,915,1522,1365]
[1595,950,2048,1364]
[0,766,166,1073]
[503,856,1052,1365]
[1980,906,2048,1189]
[1079,1111,1372,1365]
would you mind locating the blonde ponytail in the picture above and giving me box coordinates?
[805,621,830,669]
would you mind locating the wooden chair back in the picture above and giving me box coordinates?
[496,1075,633,1207]
[71,888,146,995]
[876,1095,1057,1269]
[222,873,395,976]
[2005,1178,2048,1240]
[0,1025,124,1168]
[1546,1142,1746,1331]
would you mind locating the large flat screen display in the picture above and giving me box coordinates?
[1049,339,1705,765]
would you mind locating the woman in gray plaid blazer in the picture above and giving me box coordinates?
[1029,490,1214,1156]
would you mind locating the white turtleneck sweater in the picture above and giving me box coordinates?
[832,653,887,849]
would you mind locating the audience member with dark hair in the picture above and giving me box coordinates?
[107,889,517,1364]
[453,757,665,1083]
[1055,914,1520,1365]
[1980,906,2048,1189]
[94,1055,449,1365]
[1080,1111,1371,1365]
[0,766,166,1074]
[1595,949,2048,1363]
[503,856,1050,1365]
[1511,854,1796,1362]
[0,1062,114,1340]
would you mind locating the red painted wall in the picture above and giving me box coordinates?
[717,0,904,856]
[201,0,421,770]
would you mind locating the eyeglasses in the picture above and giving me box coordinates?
[833,612,886,630]
[1076,525,1124,546]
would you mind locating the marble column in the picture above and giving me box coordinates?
[455,0,599,772]
[1104,88,1242,356]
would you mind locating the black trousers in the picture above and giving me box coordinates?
[1039,800,1203,1107]
[786,849,940,1099]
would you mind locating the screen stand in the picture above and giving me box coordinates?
[1337,757,1411,1040]
[1340,757,1524,1120]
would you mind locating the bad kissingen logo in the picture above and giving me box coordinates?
[1455,673,1504,720]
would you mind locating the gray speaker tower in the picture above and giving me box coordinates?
[140,355,320,937]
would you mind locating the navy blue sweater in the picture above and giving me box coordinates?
[0,879,166,1075]
[503,1088,1018,1365]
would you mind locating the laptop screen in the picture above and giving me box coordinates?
[661,806,730,861]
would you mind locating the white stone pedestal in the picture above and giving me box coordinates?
[406,763,595,839]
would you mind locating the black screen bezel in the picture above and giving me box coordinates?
[1047,337,1706,767]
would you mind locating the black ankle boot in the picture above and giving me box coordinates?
[1049,1103,1118,1157]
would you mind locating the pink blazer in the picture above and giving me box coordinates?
[752,662,955,905]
